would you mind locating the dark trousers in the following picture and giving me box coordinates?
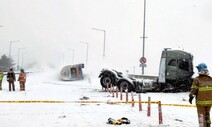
[197,105,211,127]
[8,81,15,91]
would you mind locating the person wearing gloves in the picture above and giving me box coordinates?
[189,63,212,127]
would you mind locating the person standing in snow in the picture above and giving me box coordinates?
[18,68,26,91]
[7,67,16,91]
[0,68,4,90]
[189,63,212,127]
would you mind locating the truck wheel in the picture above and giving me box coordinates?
[100,76,114,88]
[118,80,134,92]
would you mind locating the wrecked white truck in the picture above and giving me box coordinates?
[99,49,194,92]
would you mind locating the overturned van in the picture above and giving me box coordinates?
[60,63,84,81]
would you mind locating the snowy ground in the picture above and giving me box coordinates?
[0,70,210,127]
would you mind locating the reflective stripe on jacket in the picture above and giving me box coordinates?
[18,72,26,82]
[190,75,212,105]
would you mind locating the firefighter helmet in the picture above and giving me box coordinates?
[20,68,24,72]
[196,63,208,72]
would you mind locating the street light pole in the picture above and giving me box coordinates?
[18,47,25,70]
[80,41,89,67]
[92,28,106,60]
[140,0,147,75]
[9,40,19,59]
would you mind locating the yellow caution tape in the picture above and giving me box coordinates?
[0,100,65,103]
[161,103,196,107]
[117,101,196,107]
[0,100,198,107]
[0,100,105,104]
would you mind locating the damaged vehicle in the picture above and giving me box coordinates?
[99,49,194,92]
[60,63,84,81]
[99,68,142,92]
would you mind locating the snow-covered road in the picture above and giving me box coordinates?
[0,71,209,127]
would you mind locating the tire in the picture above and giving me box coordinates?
[117,80,134,92]
[100,76,115,88]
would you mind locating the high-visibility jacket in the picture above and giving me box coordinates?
[18,72,26,83]
[0,72,3,80]
[190,75,212,105]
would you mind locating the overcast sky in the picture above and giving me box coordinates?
[0,0,212,76]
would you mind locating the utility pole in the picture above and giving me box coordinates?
[140,0,147,75]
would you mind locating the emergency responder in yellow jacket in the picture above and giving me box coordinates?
[18,68,26,91]
[189,63,212,127]
[0,68,4,90]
